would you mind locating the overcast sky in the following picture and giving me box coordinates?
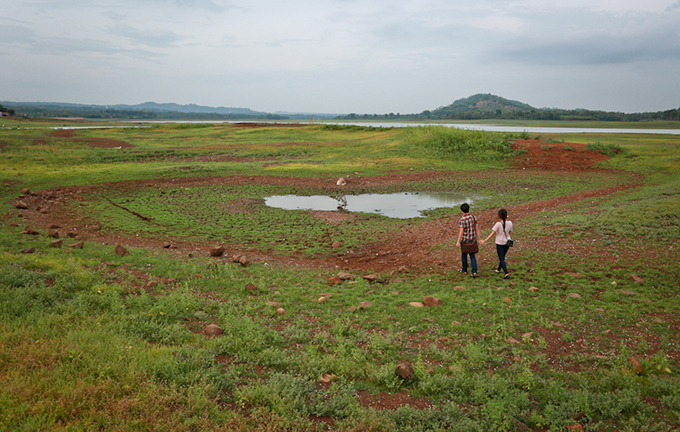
[2,0,679,114]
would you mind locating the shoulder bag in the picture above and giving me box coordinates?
[460,217,479,254]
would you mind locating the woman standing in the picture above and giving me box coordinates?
[481,208,513,279]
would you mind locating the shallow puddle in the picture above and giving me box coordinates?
[264,192,478,219]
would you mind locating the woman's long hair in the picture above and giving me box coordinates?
[498,208,508,232]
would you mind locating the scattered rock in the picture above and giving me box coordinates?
[319,293,332,298]
[14,201,28,209]
[327,276,342,285]
[331,241,342,248]
[21,247,35,254]
[421,317,435,323]
[528,286,539,292]
[276,308,286,315]
[565,424,584,431]
[114,245,129,256]
[48,224,60,229]
[358,301,372,309]
[22,227,40,235]
[453,285,466,291]
[507,337,521,345]
[239,256,250,266]
[362,274,379,282]
[20,188,30,194]
[337,271,354,280]
[620,290,636,296]
[268,301,282,307]
[566,272,582,278]
[364,290,375,295]
[568,293,583,298]
[513,417,532,432]
[451,321,461,326]
[611,281,617,286]
[596,308,605,313]
[69,241,84,249]
[47,229,59,238]
[162,242,172,248]
[210,246,225,257]
[85,225,100,232]
[629,356,643,374]
[39,208,49,214]
[398,265,409,273]
[423,295,443,306]
[522,332,534,339]
[204,324,223,336]
[410,301,425,307]
[66,232,78,238]
[245,282,257,291]
[348,306,357,312]
[395,362,415,380]
[439,336,454,342]
[629,274,645,283]
[50,239,63,248]
[320,374,337,383]
[503,297,512,303]
[318,296,327,303]
[554,322,564,328]
[653,318,665,324]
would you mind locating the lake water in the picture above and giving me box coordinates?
[23,121,680,135]
[265,192,477,219]
[296,121,680,135]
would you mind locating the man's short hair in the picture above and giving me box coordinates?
[460,203,470,213]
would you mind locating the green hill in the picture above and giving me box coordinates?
[433,93,535,115]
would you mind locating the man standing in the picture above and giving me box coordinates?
[455,203,481,278]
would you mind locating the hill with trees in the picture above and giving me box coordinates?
[337,93,680,122]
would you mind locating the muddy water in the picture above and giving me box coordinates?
[264,192,479,219]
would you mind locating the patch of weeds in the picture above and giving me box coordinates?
[234,373,359,420]
[588,141,625,156]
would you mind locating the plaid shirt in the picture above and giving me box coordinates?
[459,214,477,241]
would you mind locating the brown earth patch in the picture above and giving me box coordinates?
[512,139,609,170]
[37,129,135,148]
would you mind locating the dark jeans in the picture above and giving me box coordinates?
[496,244,510,275]
[461,253,477,273]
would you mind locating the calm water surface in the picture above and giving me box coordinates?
[265,192,478,219]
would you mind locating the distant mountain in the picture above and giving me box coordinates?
[111,102,263,115]
[2,101,264,115]
[0,100,289,120]
[432,94,536,115]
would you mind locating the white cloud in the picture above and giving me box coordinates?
[1,0,679,112]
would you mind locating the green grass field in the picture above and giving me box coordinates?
[1,121,679,431]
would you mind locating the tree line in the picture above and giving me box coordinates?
[0,105,288,121]
[336,107,680,122]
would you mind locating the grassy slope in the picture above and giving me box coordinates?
[1,123,679,431]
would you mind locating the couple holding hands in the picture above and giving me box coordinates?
[455,203,513,279]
